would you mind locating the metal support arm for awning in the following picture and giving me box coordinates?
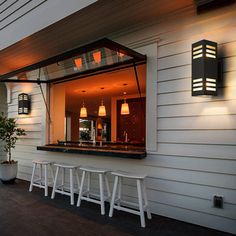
[37,68,52,123]
[133,62,142,99]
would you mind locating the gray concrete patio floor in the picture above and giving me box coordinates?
[0,179,233,236]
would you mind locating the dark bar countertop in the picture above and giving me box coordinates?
[37,141,146,159]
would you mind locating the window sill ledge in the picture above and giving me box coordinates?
[37,145,146,159]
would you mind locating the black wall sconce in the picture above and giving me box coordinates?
[192,39,218,96]
[18,93,31,115]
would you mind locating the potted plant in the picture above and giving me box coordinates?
[0,113,26,184]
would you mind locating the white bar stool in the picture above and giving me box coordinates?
[51,163,80,205]
[77,166,111,215]
[29,160,54,197]
[109,171,151,228]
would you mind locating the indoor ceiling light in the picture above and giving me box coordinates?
[98,103,106,116]
[80,90,87,118]
[98,87,106,116]
[80,105,87,118]
[121,101,129,115]
[121,92,130,115]
[121,84,130,115]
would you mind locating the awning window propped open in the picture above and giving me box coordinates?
[0,38,146,84]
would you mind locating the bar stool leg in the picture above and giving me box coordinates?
[105,174,111,201]
[29,163,37,192]
[99,174,105,215]
[44,164,48,197]
[142,180,152,219]
[109,176,119,217]
[87,172,91,198]
[51,166,59,199]
[39,164,42,185]
[75,168,80,192]
[49,164,54,184]
[69,169,74,205]
[117,177,122,208]
[61,167,65,191]
[137,179,145,228]
[77,170,86,207]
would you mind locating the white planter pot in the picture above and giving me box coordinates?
[0,162,18,184]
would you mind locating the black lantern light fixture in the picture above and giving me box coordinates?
[18,93,31,115]
[192,39,218,96]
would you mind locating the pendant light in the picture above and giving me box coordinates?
[121,84,130,115]
[121,92,130,115]
[98,88,106,116]
[80,90,87,118]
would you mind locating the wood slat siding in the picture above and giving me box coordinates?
[8,3,236,235]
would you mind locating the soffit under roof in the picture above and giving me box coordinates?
[0,0,194,76]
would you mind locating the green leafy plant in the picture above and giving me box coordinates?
[0,113,26,163]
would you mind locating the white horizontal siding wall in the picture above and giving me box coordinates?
[0,84,7,160]
[8,3,236,235]
[152,4,236,234]
[114,6,236,233]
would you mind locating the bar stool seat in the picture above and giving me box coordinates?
[109,170,151,228]
[33,160,51,165]
[110,170,147,179]
[51,163,80,205]
[77,166,111,215]
[29,160,54,197]
[80,166,110,173]
[54,163,79,169]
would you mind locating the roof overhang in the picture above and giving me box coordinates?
[0,38,146,84]
[194,0,235,13]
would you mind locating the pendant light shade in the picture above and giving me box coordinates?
[80,91,87,117]
[120,88,130,115]
[80,105,87,118]
[98,102,106,116]
[121,101,130,115]
[98,88,106,116]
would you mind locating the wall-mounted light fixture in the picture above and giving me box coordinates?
[192,39,218,96]
[18,93,30,115]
